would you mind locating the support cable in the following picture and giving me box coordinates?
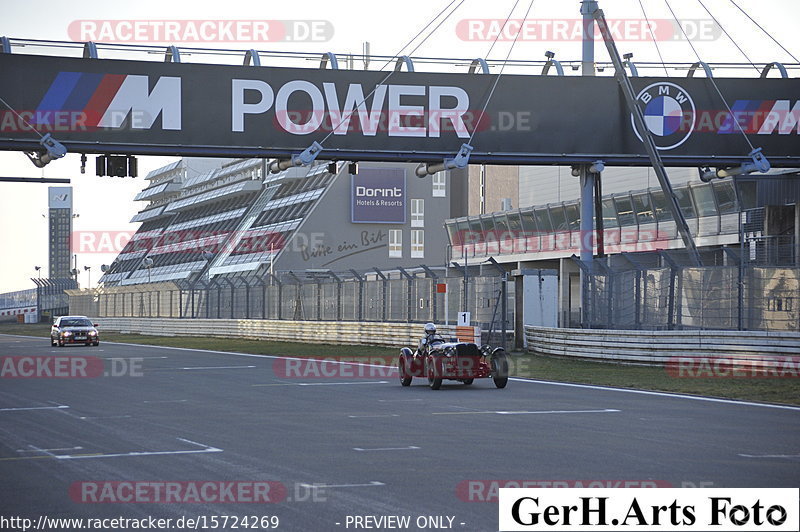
[483,0,522,64]
[663,0,755,153]
[468,0,536,147]
[728,0,799,63]
[696,0,760,75]
[316,0,465,144]
[637,0,670,77]
[0,94,44,139]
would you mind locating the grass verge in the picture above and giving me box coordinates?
[1,322,797,406]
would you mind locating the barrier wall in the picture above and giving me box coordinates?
[96,317,480,348]
[525,326,800,364]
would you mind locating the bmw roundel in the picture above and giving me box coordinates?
[630,82,696,150]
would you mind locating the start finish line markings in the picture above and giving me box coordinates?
[0,438,221,462]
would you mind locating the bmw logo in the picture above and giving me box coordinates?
[630,82,696,150]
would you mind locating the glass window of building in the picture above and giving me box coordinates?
[712,181,738,214]
[411,199,424,227]
[411,230,424,258]
[482,214,496,236]
[691,183,718,217]
[467,218,484,244]
[493,213,510,234]
[601,198,619,228]
[614,195,636,226]
[506,211,523,234]
[432,172,446,197]
[445,222,459,246]
[564,204,580,231]
[520,210,537,234]
[534,208,552,233]
[549,205,568,232]
[673,187,696,218]
[649,189,674,221]
[632,192,655,224]
[389,230,402,258]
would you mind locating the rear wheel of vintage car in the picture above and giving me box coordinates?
[398,356,412,387]
[491,350,509,389]
[426,356,442,390]
[462,378,474,385]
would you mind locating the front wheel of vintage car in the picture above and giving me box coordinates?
[398,357,412,387]
[426,356,442,390]
[491,350,509,389]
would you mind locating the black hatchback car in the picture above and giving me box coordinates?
[50,316,100,347]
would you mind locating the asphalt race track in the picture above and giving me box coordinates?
[1,334,798,531]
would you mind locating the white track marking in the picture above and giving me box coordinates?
[26,444,58,458]
[0,405,69,412]
[17,446,83,453]
[5,334,796,412]
[176,365,256,370]
[509,377,800,411]
[253,381,388,387]
[300,481,385,489]
[738,453,800,459]
[55,437,221,460]
[431,408,621,415]
[348,414,400,418]
[78,415,132,420]
[353,446,420,452]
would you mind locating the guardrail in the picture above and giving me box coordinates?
[96,317,480,348]
[525,326,800,365]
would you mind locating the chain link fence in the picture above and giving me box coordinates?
[67,269,514,337]
[579,208,799,331]
[580,263,800,331]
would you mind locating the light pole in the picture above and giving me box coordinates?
[34,266,42,278]
[83,265,91,290]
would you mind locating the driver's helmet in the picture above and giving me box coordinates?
[424,322,437,335]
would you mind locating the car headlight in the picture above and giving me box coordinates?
[88,331,97,336]
[62,331,72,336]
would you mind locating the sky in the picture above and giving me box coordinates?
[0,0,797,293]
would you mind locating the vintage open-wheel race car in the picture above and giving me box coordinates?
[398,338,509,390]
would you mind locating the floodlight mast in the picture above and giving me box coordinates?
[590,4,703,267]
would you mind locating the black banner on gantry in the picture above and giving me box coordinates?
[0,52,798,166]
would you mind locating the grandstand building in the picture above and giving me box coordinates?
[99,158,456,286]
[446,165,800,328]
